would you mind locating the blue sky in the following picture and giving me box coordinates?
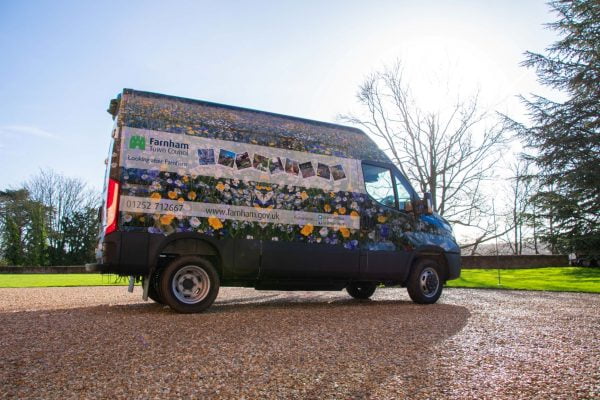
[0,1,556,191]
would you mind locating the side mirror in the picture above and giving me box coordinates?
[423,192,434,214]
[413,193,433,215]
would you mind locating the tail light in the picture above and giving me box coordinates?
[105,178,120,234]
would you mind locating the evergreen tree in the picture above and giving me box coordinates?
[0,190,51,266]
[2,217,24,265]
[513,0,600,254]
[24,201,49,266]
[61,207,100,265]
[0,190,30,265]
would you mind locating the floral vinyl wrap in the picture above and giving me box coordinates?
[113,90,455,252]
[119,168,420,251]
[117,90,389,163]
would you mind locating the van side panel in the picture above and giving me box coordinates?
[260,241,359,280]
[232,239,261,280]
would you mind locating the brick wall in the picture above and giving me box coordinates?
[461,255,569,269]
[0,266,90,274]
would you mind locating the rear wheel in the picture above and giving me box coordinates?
[407,258,443,304]
[147,269,164,304]
[346,282,377,299]
[160,256,220,313]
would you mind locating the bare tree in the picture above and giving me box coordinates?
[341,62,509,250]
[24,169,99,264]
[501,159,538,255]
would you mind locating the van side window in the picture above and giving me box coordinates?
[362,164,396,208]
[394,172,412,210]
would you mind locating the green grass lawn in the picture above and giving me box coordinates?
[0,274,128,288]
[446,267,600,293]
[1,268,599,293]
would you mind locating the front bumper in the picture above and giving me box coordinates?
[444,252,461,280]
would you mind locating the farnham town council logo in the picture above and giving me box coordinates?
[129,135,146,150]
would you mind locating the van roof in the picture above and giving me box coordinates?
[116,89,390,162]
[122,89,365,134]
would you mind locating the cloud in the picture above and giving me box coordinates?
[0,125,59,139]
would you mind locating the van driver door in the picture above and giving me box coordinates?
[360,163,415,281]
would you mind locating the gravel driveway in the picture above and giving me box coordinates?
[1,287,598,399]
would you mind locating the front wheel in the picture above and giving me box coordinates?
[346,282,377,299]
[407,259,443,304]
[160,256,220,313]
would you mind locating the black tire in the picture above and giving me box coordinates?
[407,258,443,304]
[159,256,220,313]
[147,269,164,304]
[346,282,377,299]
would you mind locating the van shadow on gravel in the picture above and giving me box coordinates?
[1,298,470,399]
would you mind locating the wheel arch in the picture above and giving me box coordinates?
[406,246,450,284]
[148,232,224,278]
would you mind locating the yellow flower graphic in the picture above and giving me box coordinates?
[187,191,197,200]
[300,224,314,236]
[377,215,387,223]
[339,227,350,238]
[338,207,346,215]
[329,192,336,198]
[167,191,178,200]
[350,211,359,217]
[300,191,309,201]
[324,204,332,212]
[177,197,184,204]
[150,192,161,201]
[216,182,226,192]
[160,214,175,225]
[208,216,223,230]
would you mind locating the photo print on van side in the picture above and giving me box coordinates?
[285,158,299,175]
[317,163,331,179]
[253,154,269,172]
[236,152,252,169]
[269,157,284,174]
[330,165,346,180]
[299,161,315,178]
[198,149,215,165]
[218,149,236,167]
